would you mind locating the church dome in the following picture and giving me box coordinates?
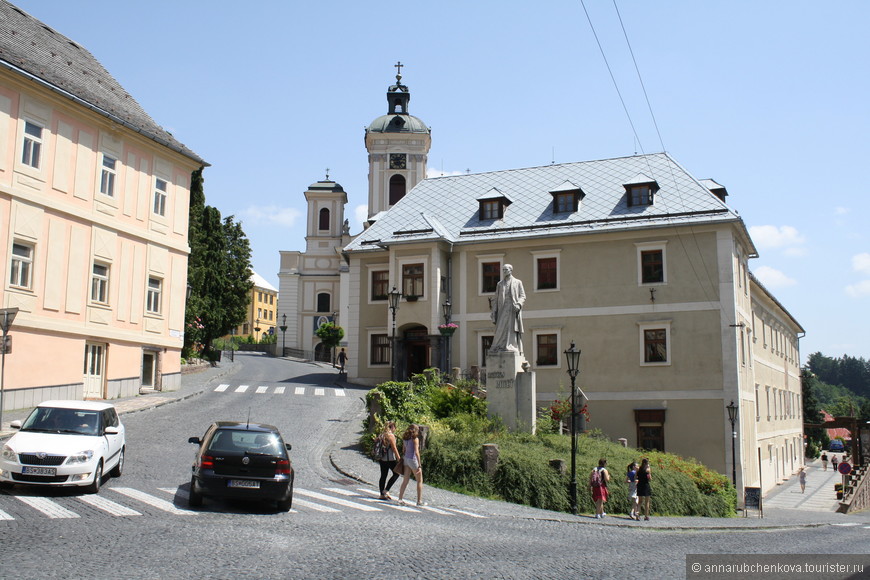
[367,114,430,134]
[307,180,344,192]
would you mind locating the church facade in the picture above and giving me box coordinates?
[278,68,804,497]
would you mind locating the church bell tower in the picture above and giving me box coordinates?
[364,62,431,220]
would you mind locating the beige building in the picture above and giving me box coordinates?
[0,3,203,408]
[279,67,804,497]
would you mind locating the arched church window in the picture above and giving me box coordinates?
[316,292,331,312]
[389,174,406,205]
[319,207,330,231]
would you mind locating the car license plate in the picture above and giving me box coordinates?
[228,479,259,489]
[22,466,57,476]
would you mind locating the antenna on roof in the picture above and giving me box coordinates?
[246,407,251,430]
[551,146,555,165]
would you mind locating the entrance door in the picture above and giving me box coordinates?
[142,351,156,389]
[83,343,105,399]
[404,327,430,377]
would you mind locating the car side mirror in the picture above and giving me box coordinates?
[285,443,292,451]
[10,420,21,430]
[188,437,201,444]
[104,426,119,435]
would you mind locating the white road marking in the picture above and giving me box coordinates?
[294,387,305,395]
[314,388,325,396]
[274,386,286,394]
[77,494,142,516]
[440,506,487,518]
[110,487,197,516]
[334,389,346,397]
[214,384,229,392]
[295,488,381,511]
[256,386,268,394]
[0,508,13,520]
[293,498,341,513]
[235,385,249,393]
[16,496,79,519]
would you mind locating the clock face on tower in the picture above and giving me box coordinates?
[389,153,407,170]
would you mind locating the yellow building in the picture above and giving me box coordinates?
[0,2,204,406]
[228,271,277,342]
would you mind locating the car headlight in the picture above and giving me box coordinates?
[1,445,15,460]
[66,450,94,465]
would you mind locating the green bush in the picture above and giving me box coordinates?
[362,372,736,517]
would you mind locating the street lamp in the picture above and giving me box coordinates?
[726,400,738,487]
[332,311,339,366]
[564,340,581,516]
[0,307,19,430]
[254,318,261,343]
[442,300,452,374]
[388,286,402,381]
[279,313,288,358]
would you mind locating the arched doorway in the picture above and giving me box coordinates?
[403,326,430,377]
[314,343,331,363]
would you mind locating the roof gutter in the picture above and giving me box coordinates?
[0,59,208,166]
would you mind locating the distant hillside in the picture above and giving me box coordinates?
[806,352,870,420]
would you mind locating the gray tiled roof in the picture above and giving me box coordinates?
[0,1,204,165]
[347,152,745,251]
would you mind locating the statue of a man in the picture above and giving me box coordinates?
[490,264,526,353]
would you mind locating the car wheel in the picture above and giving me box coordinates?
[277,480,294,512]
[110,446,125,478]
[86,460,103,494]
[188,477,203,508]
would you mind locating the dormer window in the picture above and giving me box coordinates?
[477,188,511,221]
[549,181,584,214]
[624,174,659,207]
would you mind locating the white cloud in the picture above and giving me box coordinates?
[835,206,850,215]
[753,265,797,289]
[354,204,368,230]
[852,253,870,275]
[427,167,465,178]
[749,225,805,250]
[845,280,870,298]
[242,205,301,227]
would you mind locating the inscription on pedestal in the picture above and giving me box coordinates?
[496,379,514,389]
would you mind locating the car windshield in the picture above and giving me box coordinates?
[208,430,284,455]
[21,407,101,436]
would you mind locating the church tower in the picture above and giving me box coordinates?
[365,63,431,220]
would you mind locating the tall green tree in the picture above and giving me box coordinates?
[315,322,344,364]
[184,169,253,359]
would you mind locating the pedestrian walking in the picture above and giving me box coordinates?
[798,466,806,493]
[821,451,828,471]
[637,458,652,521]
[831,454,839,472]
[376,421,401,500]
[398,424,426,506]
[589,458,611,519]
[337,348,348,373]
[626,462,639,520]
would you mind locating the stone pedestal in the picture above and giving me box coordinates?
[486,351,536,433]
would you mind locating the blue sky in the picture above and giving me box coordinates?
[14,1,869,360]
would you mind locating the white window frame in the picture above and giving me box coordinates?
[153,178,168,216]
[100,154,117,197]
[366,263,390,305]
[397,256,428,301]
[638,320,671,367]
[531,249,560,293]
[146,277,162,315]
[9,241,34,289]
[478,332,494,367]
[21,120,43,169]
[531,328,561,369]
[635,241,668,286]
[476,254,504,296]
[90,262,110,305]
[367,329,390,368]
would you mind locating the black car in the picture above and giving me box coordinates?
[188,421,294,511]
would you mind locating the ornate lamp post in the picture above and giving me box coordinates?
[279,313,288,358]
[388,286,402,381]
[254,318,261,343]
[0,307,19,430]
[564,341,581,516]
[442,301,452,374]
[726,400,738,487]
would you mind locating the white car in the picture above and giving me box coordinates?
[0,400,125,493]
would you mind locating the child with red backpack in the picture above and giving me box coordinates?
[590,458,611,519]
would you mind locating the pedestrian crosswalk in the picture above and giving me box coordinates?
[0,485,485,522]
[212,384,347,397]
